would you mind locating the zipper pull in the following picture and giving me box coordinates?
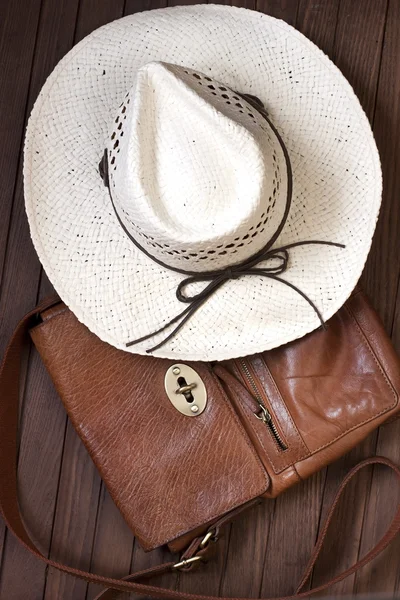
[254,403,272,424]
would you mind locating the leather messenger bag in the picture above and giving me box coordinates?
[1,287,400,599]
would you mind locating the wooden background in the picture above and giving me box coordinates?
[0,0,400,598]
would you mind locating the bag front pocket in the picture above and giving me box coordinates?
[215,358,310,475]
[260,301,398,458]
[236,358,288,451]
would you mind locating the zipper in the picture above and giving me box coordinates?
[238,359,287,451]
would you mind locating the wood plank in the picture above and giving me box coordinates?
[129,542,178,600]
[361,0,400,331]
[35,2,126,599]
[216,0,256,9]
[260,473,326,597]
[170,1,249,594]
[310,438,379,595]
[353,423,400,595]
[296,0,340,59]
[276,1,337,594]
[85,487,134,600]
[0,0,80,589]
[168,1,208,6]
[224,2,305,594]
[256,0,298,24]
[223,5,299,595]
[74,0,124,42]
[389,300,400,596]
[353,3,400,589]
[306,0,388,594]
[0,0,81,355]
[176,527,230,597]
[221,503,274,598]
[43,425,102,600]
[337,0,392,322]
[125,0,167,12]
[333,0,387,118]
[0,0,42,286]
[215,5,303,595]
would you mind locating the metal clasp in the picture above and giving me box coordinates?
[176,382,197,396]
[173,529,218,570]
[165,364,207,416]
[173,556,203,570]
[200,531,214,548]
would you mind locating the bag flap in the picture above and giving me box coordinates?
[30,305,269,551]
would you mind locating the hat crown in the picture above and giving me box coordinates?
[106,62,288,272]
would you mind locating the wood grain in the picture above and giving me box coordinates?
[39,0,128,594]
[167,1,208,6]
[256,0,299,24]
[43,424,102,600]
[221,502,274,598]
[296,0,340,59]
[0,1,399,598]
[125,0,167,12]
[0,0,42,287]
[362,0,400,332]
[260,472,326,597]
[0,0,80,592]
[352,3,400,592]
[307,1,389,595]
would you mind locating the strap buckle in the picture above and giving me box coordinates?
[173,529,218,571]
[173,556,203,570]
[199,530,214,548]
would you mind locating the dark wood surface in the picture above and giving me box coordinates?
[0,0,399,598]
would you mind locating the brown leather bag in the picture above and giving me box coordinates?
[1,287,400,600]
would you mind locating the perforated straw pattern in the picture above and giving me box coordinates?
[24,5,381,361]
[107,62,286,272]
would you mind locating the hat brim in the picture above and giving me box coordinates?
[24,5,381,361]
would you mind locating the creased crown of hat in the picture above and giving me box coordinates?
[105,62,288,273]
[99,62,344,352]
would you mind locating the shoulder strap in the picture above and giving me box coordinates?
[1,299,400,600]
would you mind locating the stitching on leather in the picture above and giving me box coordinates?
[230,362,278,473]
[134,363,270,548]
[307,304,398,456]
[233,358,310,473]
[345,304,396,399]
[247,359,290,451]
[31,305,69,332]
[231,361,302,474]
[260,355,311,468]
[292,462,302,483]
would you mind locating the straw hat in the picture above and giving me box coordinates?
[24,5,381,361]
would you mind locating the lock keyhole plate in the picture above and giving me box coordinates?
[164,364,207,417]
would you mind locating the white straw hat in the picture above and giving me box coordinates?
[24,4,381,361]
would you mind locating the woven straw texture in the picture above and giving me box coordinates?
[24,5,381,361]
[107,61,288,272]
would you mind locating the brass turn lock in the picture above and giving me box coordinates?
[164,364,207,416]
